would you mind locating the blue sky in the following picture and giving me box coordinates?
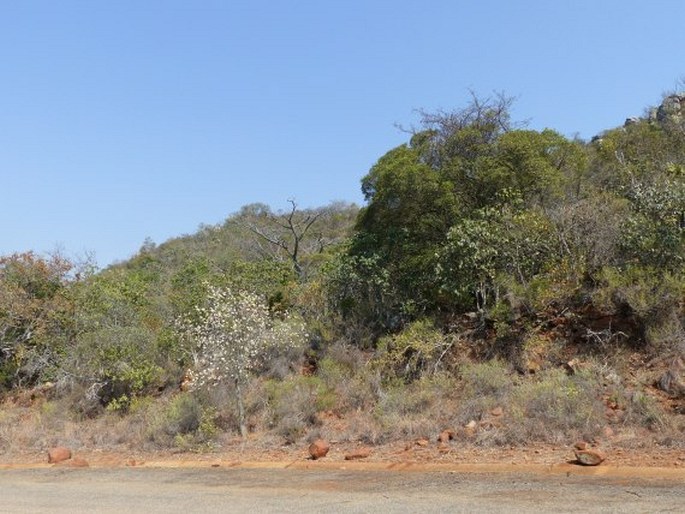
[1,0,684,267]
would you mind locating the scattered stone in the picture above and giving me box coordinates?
[464,420,478,437]
[67,457,89,468]
[48,447,72,464]
[438,430,455,443]
[308,439,330,460]
[574,441,588,451]
[574,448,606,466]
[415,438,429,447]
[490,407,503,417]
[344,448,371,460]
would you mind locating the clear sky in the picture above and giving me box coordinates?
[2,0,684,267]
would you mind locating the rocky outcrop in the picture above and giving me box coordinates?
[656,94,685,124]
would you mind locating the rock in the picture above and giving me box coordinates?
[657,358,685,397]
[308,439,330,460]
[574,448,606,466]
[344,448,371,460]
[464,420,478,437]
[574,441,588,451]
[48,447,72,464]
[656,94,684,123]
[67,457,89,468]
[490,407,503,417]
[438,430,455,443]
[415,438,429,447]
[624,117,640,127]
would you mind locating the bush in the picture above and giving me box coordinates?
[145,393,217,449]
[375,319,450,383]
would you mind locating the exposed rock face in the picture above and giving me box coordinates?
[657,357,685,397]
[656,94,684,124]
[48,447,72,464]
[308,439,330,460]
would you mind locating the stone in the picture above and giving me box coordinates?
[415,438,429,447]
[67,457,89,468]
[464,420,478,437]
[48,447,72,464]
[574,448,606,466]
[344,448,371,460]
[574,441,588,451]
[438,430,455,443]
[308,439,330,460]
[490,407,503,417]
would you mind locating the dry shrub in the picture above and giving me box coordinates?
[317,351,379,412]
[144,392,218,449]
[504,367,605,444]
[263,375,333,443]
[456,359,515,425]
[372,373,458,442]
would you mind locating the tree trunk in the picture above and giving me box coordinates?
[235,378,247,438]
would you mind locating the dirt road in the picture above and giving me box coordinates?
[1,465,684,513]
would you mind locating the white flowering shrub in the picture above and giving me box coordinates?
[177,286,307,436]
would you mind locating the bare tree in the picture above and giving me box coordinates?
[234,200,357,279]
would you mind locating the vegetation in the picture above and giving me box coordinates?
[1,91,684,453]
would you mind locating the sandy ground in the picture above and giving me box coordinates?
[1,465,684,513]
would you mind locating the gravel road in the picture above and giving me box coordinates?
[1,466,683,513]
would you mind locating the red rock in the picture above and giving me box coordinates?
[48,447,72,464]
[575,448,606,466]
[415,438,430,447]
[438,430,454,443]
[308,439,330,460]
[68,457,89,468]
[574,441,588,451]
[344,448,371,460]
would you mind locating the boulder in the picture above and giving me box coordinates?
[574,441,588,451]
[308,439,330,460]
[344,448,371,460]
[574,448,606,466]
[48,447,72,464]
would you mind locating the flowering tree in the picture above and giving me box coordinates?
[177,286,306,437]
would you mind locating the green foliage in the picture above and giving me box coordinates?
[437,205,557,310]
[0,252,76,388]
[375,319,448,383]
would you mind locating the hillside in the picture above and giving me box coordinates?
[1,92,684,463]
